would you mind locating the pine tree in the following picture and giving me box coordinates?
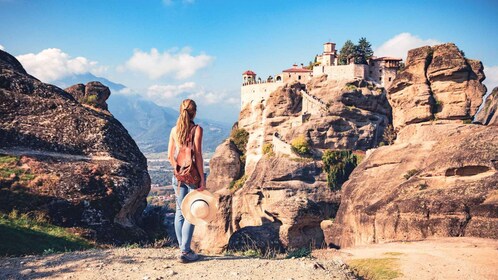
[354,37,373,64]
[338,40,355,65]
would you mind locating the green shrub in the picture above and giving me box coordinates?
[322,150,358,191]
[230,128,249,155]
[344,83,358,91]
[82,94,98,105]
[286,247,311,259]
[229,175,247,192]
[382,125,398,146]
[291,135,311,156]
[404,169,419,180]
[262,143,274,157]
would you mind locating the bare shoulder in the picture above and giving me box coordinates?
[195,125,203,134]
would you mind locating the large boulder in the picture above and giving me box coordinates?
[474,87,498,125]
[0,50,150,243]
[192,156,340,253]
[65,81,111,111]
[206,139,243,192]
[328,122,498,248]
[388,43,486,129]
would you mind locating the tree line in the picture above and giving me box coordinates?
[337,37,373,65]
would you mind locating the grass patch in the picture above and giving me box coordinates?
[286,247,311,259]
[0,211,93,256]
[383,252,404,256]
[0,155,18,164]
[348,257,402,280]
[0,155,35,182]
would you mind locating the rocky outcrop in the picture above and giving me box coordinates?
[206,139,243,192]
[0,50,150,242]
[388,43,486,129]
[193,157,340,253]
[286,79,391,150]
[196,75,391,253]
[474,87,498,125]
[65,81,111,111]
[328,122,498,248]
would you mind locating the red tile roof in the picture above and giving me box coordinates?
[243,70,256,75]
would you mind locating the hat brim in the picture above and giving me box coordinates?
[181,190,218,225]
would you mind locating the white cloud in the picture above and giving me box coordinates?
[483,65,498,92]
[0,44,4,51]
[124,47,213,80]
[375,33,441,60]
[16,48,105,82]
[134,82,238,107]
[147,82,196,102]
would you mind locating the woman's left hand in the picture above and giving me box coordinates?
[197,179,206,191]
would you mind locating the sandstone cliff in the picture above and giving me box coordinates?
[328,122,498,248]
[195,72,391,252]
[328,43,496,248]
[474,87,498,125]
[0,50,150,242]
[388,43,486,129]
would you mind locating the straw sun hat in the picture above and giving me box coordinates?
[181,190,218,225]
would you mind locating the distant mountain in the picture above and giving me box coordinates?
[53,73,231,154]
[54,73,126,91]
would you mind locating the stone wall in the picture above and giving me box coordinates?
[241,82,282,107]
[272,133,294,157]
[313,64,369,81]
[302,90,327,114]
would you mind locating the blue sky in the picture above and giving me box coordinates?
[1,0,497,122]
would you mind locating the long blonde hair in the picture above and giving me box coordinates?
[176,99,197,146]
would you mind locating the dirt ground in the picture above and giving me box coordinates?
[315,237,498,280]
[0,247,355,280]
[1,237,497,280]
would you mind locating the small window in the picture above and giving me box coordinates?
[298,75,301,80]
[388,77,392,82]
[379,77,382,81]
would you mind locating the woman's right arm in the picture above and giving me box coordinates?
[167,127,176,167]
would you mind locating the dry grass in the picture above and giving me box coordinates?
[348,257,402,280]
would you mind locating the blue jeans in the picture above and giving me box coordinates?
[172,176,195,253]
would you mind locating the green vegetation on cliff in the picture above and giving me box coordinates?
[322,150,358,190]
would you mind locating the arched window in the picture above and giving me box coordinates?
[276,76,282,81]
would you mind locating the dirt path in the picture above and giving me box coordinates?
[1,237,497,280]
[316,237,498,280]
[0,247,355,280]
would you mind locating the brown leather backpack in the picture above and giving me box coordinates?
[174,124,201,187]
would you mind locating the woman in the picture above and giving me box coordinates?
[167,99,205,263]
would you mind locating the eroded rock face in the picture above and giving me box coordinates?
[286,79,391,150]
[388,43,486,129]
[206,139,243,192]
[65,81,111,111]
[0,50,150,242]
[192,157,340,253]
[328,123,498,248]
[474,87,498,125]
